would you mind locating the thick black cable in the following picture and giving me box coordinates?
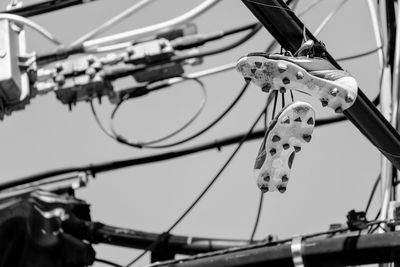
[95,258,123,267]
[124,104,269,267]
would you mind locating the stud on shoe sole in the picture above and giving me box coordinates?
[254,101,315,193]
[236,54,358,112]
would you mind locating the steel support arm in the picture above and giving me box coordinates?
[153,232,400,267]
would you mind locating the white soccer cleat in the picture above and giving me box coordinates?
[254,101,315,193]
[236,52,358,113]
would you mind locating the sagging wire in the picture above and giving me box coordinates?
[90,100,116,140]
[110,78,207,148]
[124,103,271,267]
[101,22,262,80]
[71,0,158,46]
[0,13,62,46]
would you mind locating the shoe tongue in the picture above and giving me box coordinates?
[309,70,350,81]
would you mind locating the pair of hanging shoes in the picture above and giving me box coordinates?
[236,46,358,193]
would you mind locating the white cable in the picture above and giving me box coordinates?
[82,0,221,52]
[313,0,348,37]
[0,13,62,46]
[71,0,158,46]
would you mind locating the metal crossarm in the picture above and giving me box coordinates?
[2,0,102,17]
[152,232,400,267]
[241,0,400,170]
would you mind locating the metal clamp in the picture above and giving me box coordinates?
[291,235,304,267]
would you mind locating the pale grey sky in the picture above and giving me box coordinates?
[0,0,382,266]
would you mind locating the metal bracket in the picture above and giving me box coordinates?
[291,235,304,267]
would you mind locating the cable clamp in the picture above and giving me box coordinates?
[291,235,304,267]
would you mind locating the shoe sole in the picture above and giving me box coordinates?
[236,54,357,113]
[254,101,315,193]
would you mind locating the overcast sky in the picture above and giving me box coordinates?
[0,1,383,266]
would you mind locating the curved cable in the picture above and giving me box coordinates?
[102,23,262,80]
[124,103,270,267]
[71,0,157,46]
[83,0,222,51]
[110,78,207,148]
[0,13,62,46]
